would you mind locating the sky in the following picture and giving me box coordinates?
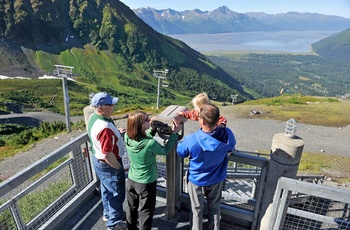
[119,0,350,18]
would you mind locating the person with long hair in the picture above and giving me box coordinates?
[124,111,181,230]
[177,92,227,127]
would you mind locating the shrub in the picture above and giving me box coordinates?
[0,124,28,135]
[0,138,5,147]
[5,121,67,149]
[8,129,35,147]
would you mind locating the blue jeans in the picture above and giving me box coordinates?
[92,156,126,228]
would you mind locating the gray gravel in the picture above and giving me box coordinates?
[232,119,350,156]
[183,117,350,157]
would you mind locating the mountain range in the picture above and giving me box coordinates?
[132,6,350,34]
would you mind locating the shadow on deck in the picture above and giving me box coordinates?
[62,191,247,230]
[62,193,189,230]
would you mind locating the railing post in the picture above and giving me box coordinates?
[258,131,304,229]
[70,146,87,191]
[10,202,26,229]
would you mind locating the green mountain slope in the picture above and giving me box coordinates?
[312,28,350,62]
[0,0,251,114]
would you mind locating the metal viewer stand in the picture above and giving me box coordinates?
[152,105,188,222]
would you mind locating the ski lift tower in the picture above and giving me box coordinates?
[153,69,169,109]
[231,94,238,104]
[54,65,74,132]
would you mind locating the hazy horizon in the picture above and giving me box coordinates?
[169,31,339,53]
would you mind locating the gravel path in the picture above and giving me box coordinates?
[220,106,350,156]
[230,118,350,156]
[184,116,350,157]
[1,109,349,181]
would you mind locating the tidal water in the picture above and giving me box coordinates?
[169,31,340,53]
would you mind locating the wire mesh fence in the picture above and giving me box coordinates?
[270,177,350,230]
[285,197,350,229]
[154,151,267,217]
[0,134,93,230]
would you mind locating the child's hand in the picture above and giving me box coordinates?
[177,112,184,116]
[171,118,181,133]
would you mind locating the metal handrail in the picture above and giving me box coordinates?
[0,132,96,230]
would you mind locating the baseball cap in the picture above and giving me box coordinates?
[91,92,119,106]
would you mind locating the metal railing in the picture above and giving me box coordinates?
[155,149,270,229]
[269,177,350,230]
[153,150,269,229]
[1,132,341,230]
[0,133,97,230]
[223,150,268,229]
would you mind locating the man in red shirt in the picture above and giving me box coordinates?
[87,92,126,230]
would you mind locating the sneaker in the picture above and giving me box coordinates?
[107,221,127,230]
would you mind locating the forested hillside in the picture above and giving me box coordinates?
[312,29,350,62]
[206,27,350,98]
[207,53,350,98]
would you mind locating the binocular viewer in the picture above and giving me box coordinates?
[151,105,188,139]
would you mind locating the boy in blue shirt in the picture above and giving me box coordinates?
[177,103,236,230]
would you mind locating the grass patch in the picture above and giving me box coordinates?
[19,179,72,223]
[0,178,72,227]
[227,95,350,127]
[298,152,350,183]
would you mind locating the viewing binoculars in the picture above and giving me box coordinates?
[152,105,188,139]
